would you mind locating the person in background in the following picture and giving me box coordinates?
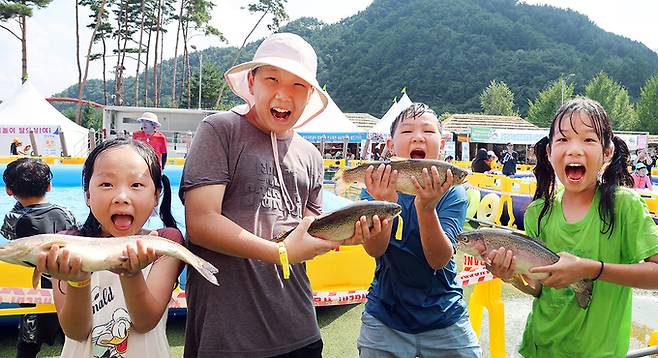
[634,148,654,181]
[471,148,491,173]
[1,158,77,358]
[133,112,168,169]
[20,145,33,156]
[445,155,454,162]
[501,142,519,176]
[486,150,498,170]
[631,162,653,190]
[10,137,22,155]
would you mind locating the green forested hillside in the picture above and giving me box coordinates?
[57,0,658,117]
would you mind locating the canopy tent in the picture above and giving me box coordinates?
[368,93,413,142]
[0,81,89,156]
[295,94,366,143]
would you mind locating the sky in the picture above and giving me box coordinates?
[0,0,656,101]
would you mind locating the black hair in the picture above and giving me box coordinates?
[3,158,52,198]
[533,97,632,236]
[390,102,439,137]
[80,138,177,237]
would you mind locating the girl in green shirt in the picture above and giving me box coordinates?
[487,97,658,357]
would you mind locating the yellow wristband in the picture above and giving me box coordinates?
[67,278,91,288]
[278,243,290,280]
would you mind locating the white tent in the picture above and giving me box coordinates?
[0,81,89,156]
[295,94,366,143]
[368,93,413,142]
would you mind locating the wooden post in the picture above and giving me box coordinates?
[320,136,326,156]
[361,138,371,159]
[342,136,349,159]
[28,130,39,156]
[59,130,69,157]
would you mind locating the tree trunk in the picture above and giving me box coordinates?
[102,37,108,104]
[170,0,185,108]
[134,0,146,105]
[75,0,82,124]
[144,27,152,106]
[76,0,107,125]
[20,15,27,83]
[152,0,162,107]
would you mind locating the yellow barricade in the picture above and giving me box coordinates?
[468,278,506,358]
[0,262,56,316]
[323,159,346,169]
[306,245,375,293]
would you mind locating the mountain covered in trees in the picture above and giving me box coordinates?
[57,0,658,118]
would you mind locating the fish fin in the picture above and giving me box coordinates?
[571,279,593,309]
[31,268,41,289]
[273,231,289,243]
[333,169,349,196]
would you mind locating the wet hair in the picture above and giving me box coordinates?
[533,97,632,236]
[390,102,440,137]
[3,158,52,198]
[80,138,177,237]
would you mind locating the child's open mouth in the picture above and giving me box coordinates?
[410,149,426,159]
[565,164,586,182]
[271,107,291,121]
[111,214,134,231]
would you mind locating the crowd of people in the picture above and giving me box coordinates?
[1,32,658,358]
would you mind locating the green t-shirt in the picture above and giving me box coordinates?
[520,187,658,358]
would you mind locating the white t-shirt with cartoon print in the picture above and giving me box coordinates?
[60,266,170,358]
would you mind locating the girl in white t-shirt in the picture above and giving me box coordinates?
[35,138,183,358]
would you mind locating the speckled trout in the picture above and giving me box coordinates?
[333,158,469,197]
[457,228,593,309]
[274,201,402,242]
[0,234,219,286]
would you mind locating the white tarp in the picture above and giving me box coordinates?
[368,93,413,142]
[0,81,89,156]
[295,94,366,143]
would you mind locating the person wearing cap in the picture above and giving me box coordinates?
[10,137,22,155]
[631,162,653,190]
[501,142,518,176]
[132,112,168,168]
[179,33,377,357]
[471,148,491,173]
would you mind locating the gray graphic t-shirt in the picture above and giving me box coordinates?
[179,111,324,357]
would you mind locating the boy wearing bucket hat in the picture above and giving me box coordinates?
[132,112,168,168]
[180,33,375,357]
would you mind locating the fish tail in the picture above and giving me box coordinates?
[571,279,593,309]
[160,242,219,286]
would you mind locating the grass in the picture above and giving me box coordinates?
[0,304,366,358]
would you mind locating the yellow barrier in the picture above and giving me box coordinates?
[323,159,346,169]
[307,245,375,293]
[0,262,56,316]
[468,278,506,358]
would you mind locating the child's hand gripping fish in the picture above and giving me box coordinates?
[333,157,469,197]
[457,228,593,309]
[0,234,219,287]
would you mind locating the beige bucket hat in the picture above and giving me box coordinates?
[224,33,329,128]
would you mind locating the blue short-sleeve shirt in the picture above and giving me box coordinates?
[362,186,468,334]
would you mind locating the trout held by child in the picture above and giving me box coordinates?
[0,234,219,286]
[457,228,593,309]
[274,201,402,242]
[333,158,469,197]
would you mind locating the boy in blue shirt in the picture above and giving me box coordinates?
[357,103,481,357]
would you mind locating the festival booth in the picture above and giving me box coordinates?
[0,82,89,157]
[295,94,367,146]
